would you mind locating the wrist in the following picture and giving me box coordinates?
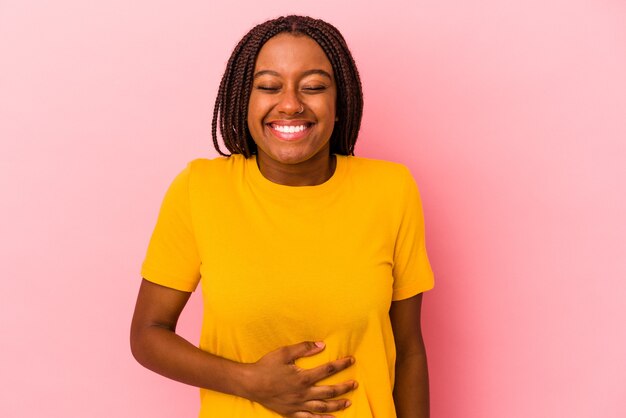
[232,361,258,401]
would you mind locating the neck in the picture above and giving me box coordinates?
[255,151,337,187]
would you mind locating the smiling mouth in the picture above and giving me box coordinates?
[267,122,314,141]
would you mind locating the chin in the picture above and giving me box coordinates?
[265,144,323,165]
[271,152,313,165]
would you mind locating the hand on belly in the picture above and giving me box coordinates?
[243,340,358,417]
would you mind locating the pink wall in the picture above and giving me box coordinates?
[1,1,625,417]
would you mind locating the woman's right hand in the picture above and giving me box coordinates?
[243,341,358,418]
[131,280,356,417]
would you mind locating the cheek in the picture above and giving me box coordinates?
[247,93,269,123]
[311,94,336,120]
[325,90,337,121]
[323,101,337,126]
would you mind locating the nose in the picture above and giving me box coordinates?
[276,87,303,115]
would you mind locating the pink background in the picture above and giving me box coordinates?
[1,1,625,417]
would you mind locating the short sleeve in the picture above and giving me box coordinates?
[391,168,435,301]
[140,164,201,292]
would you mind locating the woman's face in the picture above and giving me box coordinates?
[247,33,337,167]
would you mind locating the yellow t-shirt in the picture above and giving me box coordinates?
[141,154,434,417]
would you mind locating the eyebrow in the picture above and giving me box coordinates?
[253,69,333,80]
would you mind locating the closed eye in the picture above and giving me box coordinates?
[256,85,280,92]
[302,86,327,93]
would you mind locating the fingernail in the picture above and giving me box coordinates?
[315,341,325,348]
[345,400,352,407]
[350,356,355,364]
[353,381,359,389]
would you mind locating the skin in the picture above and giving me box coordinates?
[247,33,337,186]
[391,293,430,418]
[131,33,430,417]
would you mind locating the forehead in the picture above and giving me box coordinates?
[254,33,333,75]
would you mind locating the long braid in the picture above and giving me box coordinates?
[211,15,363,158]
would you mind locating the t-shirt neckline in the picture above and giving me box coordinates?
[244,154,347,197]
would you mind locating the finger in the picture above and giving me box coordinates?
[281,341,326,363]
[308,380,358,400]
[292,412,334,418]
[302,398,352,414]
[303,356,355,384]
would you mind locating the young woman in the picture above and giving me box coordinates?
[131,15,434,418]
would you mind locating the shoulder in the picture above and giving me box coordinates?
[187,154,245,172]
[344,156,415,189]
[183,154,247,182]
[346,155,411,175]
[343,156,424,214]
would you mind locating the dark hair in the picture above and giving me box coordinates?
[211,15,363,157]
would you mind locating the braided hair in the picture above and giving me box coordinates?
[212,15,363,157]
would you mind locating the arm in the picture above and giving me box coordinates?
[130,278,356,417]
[130,278,246,394]
[389,293,430,418]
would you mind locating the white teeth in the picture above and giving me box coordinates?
[272,124,307,133]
